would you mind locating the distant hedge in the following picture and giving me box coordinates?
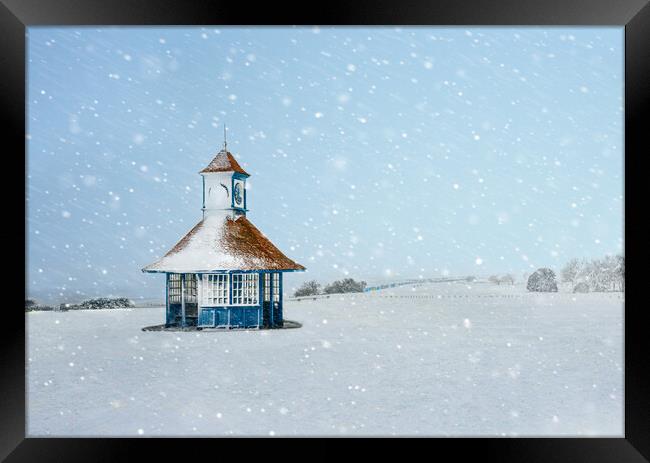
[293,278,367,297]
[25,299,55,312]
[26,297,135,312]
[61,297,134,311]
[323,278,367,294]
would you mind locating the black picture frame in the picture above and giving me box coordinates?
[5,0,648,460]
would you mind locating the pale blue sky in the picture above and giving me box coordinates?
[26,27,623,303]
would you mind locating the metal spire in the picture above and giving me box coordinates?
[223,124,227,152]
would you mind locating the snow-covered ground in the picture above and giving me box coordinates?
[27,281,623,436]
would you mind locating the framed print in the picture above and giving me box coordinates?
[4,0,649,460]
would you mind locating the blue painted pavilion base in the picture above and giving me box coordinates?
[163,271,287,329]
[198,306,263,329]
[144,319,301,332]
[166,305,284,329]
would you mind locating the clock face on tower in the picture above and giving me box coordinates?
[233,180,244,208]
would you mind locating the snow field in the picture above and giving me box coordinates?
[27,282,623,436]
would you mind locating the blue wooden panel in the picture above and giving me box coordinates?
[244,308,259,327]
[199,308,230,327]
[199,307,261,328]
[199,309,216,327]
[215,308,228,326]
[229,308,245,327]
[169,304,182,320]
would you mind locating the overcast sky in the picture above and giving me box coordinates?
[26,26,623,303]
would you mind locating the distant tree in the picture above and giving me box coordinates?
[573,282,590,293]
[488,275,501,285]
[501,274,515,285]
[572,255,625,292]
[561,258,582,284]
[615,254,624,291]
[596,254,623,292]
[526,268,558,292]
[294,280,321,297]
[465,276,476,282]
[579,258,612,292]
[576,259,595,291]
[323,278,367,294]
[600,254,624,292]
[25,299,36,311]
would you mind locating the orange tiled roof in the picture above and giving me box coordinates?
[199,150,250,176]
[142,214,305,272]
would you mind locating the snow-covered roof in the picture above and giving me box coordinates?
[199,150,250,176]
[142,212,305,273]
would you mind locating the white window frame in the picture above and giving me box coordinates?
[264,273,271,302]
[168,273,182,304]
[184,274,198,304]
[202,274,230,306]
[272,273,280,301]
[231,273,259,306]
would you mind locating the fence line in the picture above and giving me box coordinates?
[363,277,472,293]
[287,292,624,302]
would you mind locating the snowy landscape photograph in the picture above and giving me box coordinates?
[26,26,624,437]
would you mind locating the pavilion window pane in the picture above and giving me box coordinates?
[185,274,197,303]
[232,273,258,305]
[264,273,271,301]
[202,274,229,306]
[168,273,183,304]
[273,273,280,300]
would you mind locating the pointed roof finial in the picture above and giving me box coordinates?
[223,123,227,152]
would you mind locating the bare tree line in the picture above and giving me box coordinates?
[294,278,367,297]
[561,254,624,292]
